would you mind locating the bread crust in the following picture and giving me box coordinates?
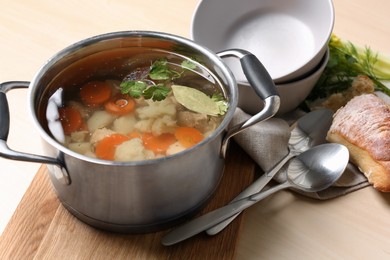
[326,94,390,192]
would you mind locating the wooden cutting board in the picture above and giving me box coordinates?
[0,142,257,259]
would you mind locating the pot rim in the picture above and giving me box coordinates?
[27,30,238,166]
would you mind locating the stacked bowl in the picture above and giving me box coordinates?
[191,0,334,114]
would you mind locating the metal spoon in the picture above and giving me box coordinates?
[206,108,333,235]
[161,143,348,246]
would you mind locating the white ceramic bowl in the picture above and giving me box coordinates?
[191,0,334,84]
[238,48,329,115]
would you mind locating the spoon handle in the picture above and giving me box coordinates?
[206,151,294,235]
[162,181,291,246]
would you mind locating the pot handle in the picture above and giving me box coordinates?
[0,81,70,185]
[217,49,280,158]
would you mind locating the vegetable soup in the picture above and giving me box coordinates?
[42,48,228,161]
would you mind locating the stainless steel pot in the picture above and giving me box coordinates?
[0,31,279,233]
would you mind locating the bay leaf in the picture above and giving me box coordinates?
[171,85,220,116]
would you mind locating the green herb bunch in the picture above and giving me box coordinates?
[306,35,390,101]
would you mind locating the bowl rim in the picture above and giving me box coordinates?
[190,0,334,83]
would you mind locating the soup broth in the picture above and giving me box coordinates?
[41,48,228,161]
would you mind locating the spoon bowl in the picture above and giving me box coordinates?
[206,108,333,235]
[162,143,349,246]
[287,143,349,192]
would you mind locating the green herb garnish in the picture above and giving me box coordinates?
[120,58,225,106]
[211,93,229,115]
[149,59,181,80]
[181,60,197,70]
[307,35,390,101]
[143,84,171,101]
[120,81,147,98]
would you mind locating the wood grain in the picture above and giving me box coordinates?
[0,165,60,259]
[0,142,256,259]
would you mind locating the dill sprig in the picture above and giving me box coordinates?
[306,35,390,101]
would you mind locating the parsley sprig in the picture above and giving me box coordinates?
[211,93,229,115]
[149,59,181,80]
[120,59,196,101]
[119,58,228,115]
[120,81,147,98]
[142,84,171,101]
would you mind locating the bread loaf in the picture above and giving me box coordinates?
[326,94,390,192]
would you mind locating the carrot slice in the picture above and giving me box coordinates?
[80,81,112,107]
[95,134,130,160]
[174,127,204,148]
[104,94,136,115]
[58,107,83,135]
[142,133,176,153]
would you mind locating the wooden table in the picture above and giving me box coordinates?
[1,0,390,259]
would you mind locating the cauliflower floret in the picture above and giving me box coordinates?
[151,115,177,135]
[90,128,116,145]
[133,96,179,135]
[112,114,137,134]
[134,119,154,133]
[134,115,176,136]
[87,110,116,132]
[136,97,176,119]
[70,130,89,143]
[166,141,186,156]
[114,138,155,161]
